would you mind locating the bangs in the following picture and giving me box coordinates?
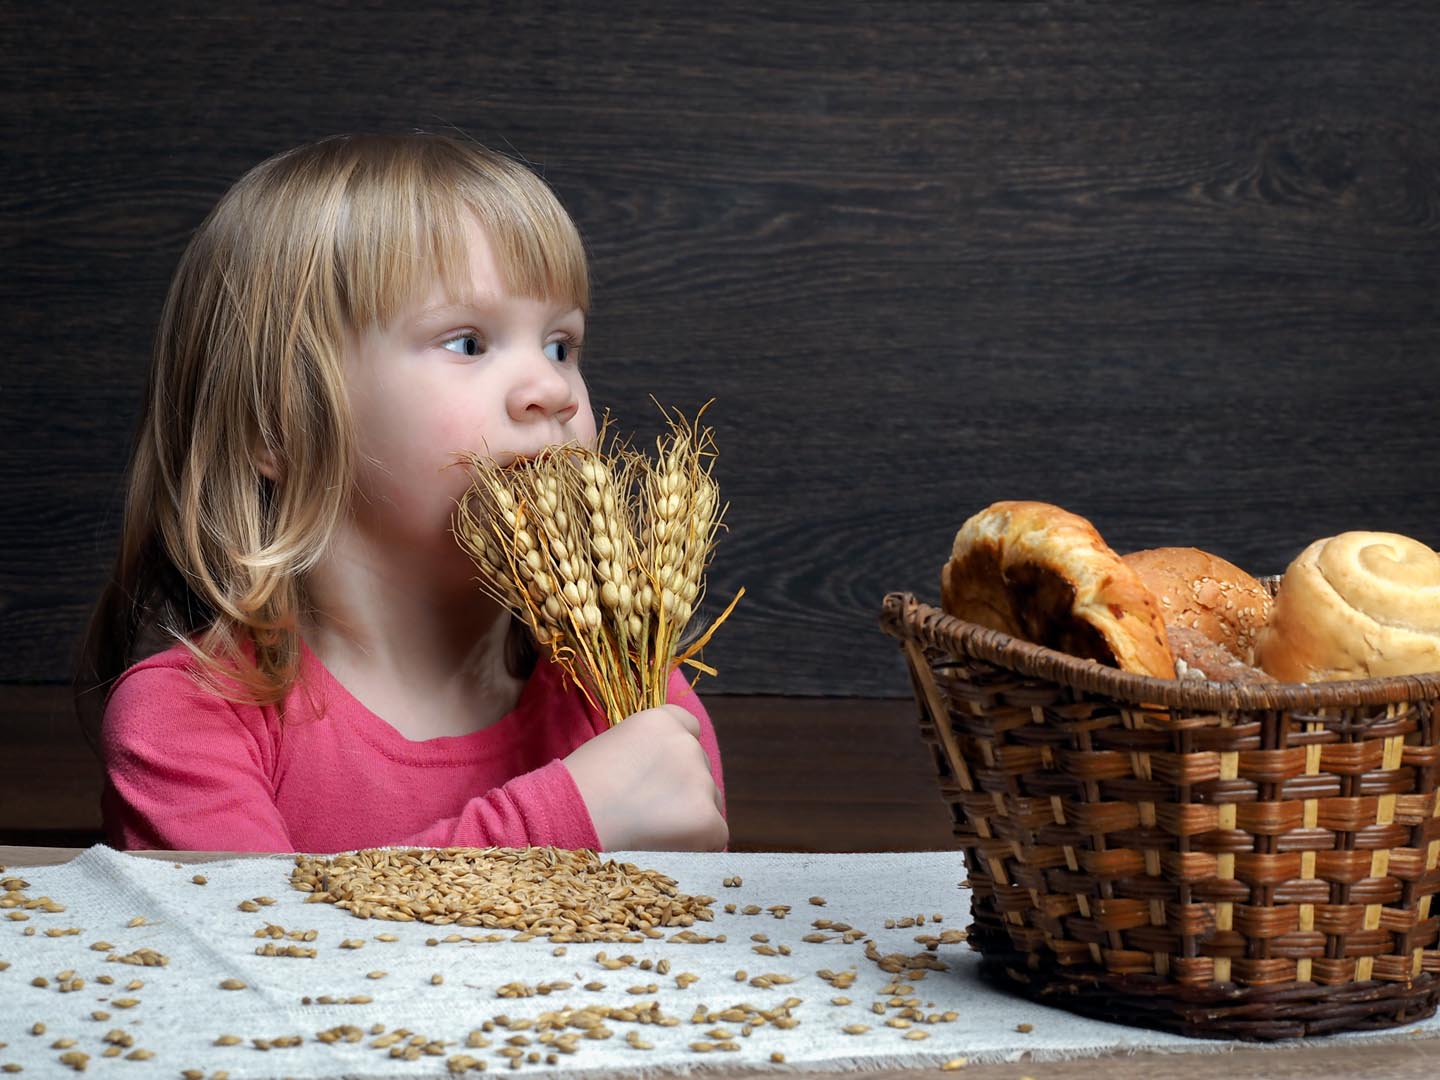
[331,137,590,331]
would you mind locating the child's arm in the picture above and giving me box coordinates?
[102,666,300,852]
[101,662,724,853]
[555,666,728,853]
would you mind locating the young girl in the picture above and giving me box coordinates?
[76,133,727,854]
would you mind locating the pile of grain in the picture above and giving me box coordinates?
[291,848,716,941]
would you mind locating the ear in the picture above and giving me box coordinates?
[254,445,283,483]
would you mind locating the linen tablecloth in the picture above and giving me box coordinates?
[2,846,1436,1078]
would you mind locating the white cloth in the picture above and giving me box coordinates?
[0,846,1435,1078]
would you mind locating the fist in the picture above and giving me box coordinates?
[563,704,727,851]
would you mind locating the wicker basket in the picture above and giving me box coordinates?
[880,590,1440,1040]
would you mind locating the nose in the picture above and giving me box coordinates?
[505,346,579,425]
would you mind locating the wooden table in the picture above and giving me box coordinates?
[5,845,1433,1080]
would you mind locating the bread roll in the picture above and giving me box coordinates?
[1255,531,1440,681]
[1123,547,1273,664]
[1166,624,1277,686]
[941,501,1175,679]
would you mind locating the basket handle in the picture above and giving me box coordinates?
[901,639,974,792]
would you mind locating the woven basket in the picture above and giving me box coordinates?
[880,589,1440,1040]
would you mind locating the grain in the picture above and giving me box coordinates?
[58,1052,88,1072]
[191,875,207,885]
[107,948,167,967]
[457,408,739,725]
[1016,1022,1034,1033]
[291,848,714,940]
[942,1058,969,1070]
[218,979,247,991]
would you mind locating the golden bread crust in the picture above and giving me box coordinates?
[1122,547,1273,664]
[1255,531,1440,681]
[941,501,1175,679]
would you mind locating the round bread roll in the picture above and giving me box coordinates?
[1122,547,1273,665]
[1166,624,1277,687]
[941,501,1175,679]
[1255,531,1440,682]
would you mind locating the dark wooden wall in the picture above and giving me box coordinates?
[5,2,1440,705]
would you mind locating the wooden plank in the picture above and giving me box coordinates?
[4,4,1439,695]
[0,685,957,852]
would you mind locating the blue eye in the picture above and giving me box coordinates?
[442,334,483,357]
[544,340,574,364]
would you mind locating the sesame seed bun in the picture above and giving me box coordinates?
[1121,547,1272,665]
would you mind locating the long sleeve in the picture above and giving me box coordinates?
[102,666,297,852]
[101,662,602,853]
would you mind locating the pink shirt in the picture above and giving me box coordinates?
[101,641,724,853]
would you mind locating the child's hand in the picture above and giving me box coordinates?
[563,705,727,851]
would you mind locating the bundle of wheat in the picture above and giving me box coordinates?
[454,405,742,725]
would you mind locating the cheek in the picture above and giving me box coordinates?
[572,383,599,446]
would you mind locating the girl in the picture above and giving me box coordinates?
[75,133,727,854]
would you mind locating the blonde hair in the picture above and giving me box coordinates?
[77,133,590,740]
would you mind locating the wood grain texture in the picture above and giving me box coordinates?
[3,3,1439,693]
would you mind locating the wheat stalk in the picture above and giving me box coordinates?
[453,406,742,724]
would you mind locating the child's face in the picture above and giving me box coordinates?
[343,214,595,565]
